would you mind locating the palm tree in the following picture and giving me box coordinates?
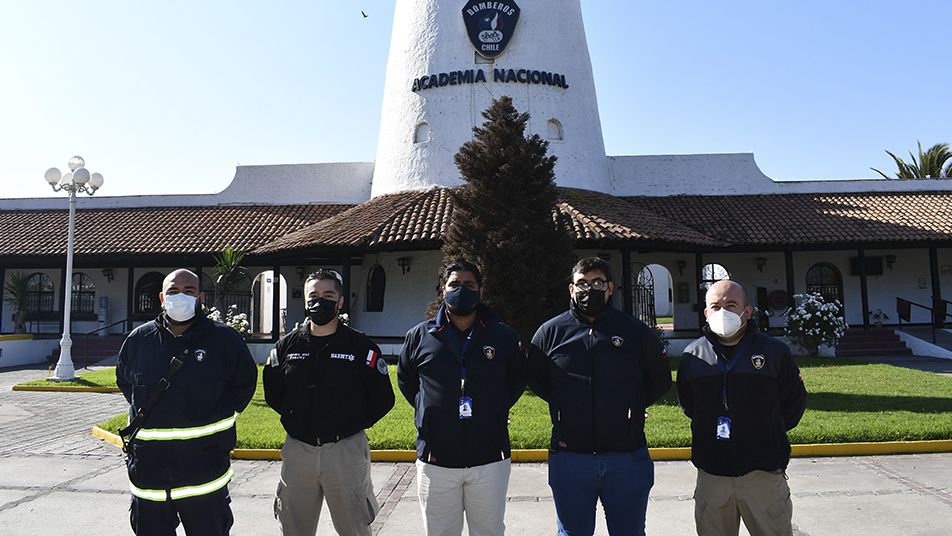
[871,141,952,179]
[212,247,247,311]
[3,271,29,334]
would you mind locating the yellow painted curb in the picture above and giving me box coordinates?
[14,385,121,392]
[90,426,952,462]
[0,334,33,341]
[93,425,123,448]
[790,440,952,457]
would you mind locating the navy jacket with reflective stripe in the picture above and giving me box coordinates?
[116,314,258,492]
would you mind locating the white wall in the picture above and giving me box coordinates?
[348,251,445,338]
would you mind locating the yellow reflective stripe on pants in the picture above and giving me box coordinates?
[131,467,234,502]
[136,413,237,441]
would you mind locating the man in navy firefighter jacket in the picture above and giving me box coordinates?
[528,256,671,536]
[117,269,257,536]
[677,279,808,536]
[398,260,527,536]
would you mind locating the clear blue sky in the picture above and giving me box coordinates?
[2,1,949,199]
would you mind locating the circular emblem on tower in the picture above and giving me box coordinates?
[462,1,521,59]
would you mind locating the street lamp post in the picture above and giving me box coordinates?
[44,156,104,381]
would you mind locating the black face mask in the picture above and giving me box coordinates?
[444,285,480,316]
[306,298,339,326]
[574,289,607,317]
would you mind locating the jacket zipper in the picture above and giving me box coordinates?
[588,326,598,451]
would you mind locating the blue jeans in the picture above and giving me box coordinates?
[548,448,654,536]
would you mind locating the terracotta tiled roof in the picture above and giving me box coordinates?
[5,189,952,261]
[625,191,952,246]
[253,189,450,253]
[0,204,349,258]
[556,188,726,247]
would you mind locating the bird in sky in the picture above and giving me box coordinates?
[362,10,368,18]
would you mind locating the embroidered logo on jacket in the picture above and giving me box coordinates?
[195,349,206,362]
[751,354,766,369]
[611,336,624,347]
[287,353,308,361]
[483,346,496,360]
[331,353,356,362]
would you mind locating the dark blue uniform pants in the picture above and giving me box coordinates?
[130,486,233,536]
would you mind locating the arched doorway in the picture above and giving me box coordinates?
[806,263,843,305]
[631,262,656,327]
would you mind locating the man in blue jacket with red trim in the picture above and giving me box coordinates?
[677,279,808,536]
[398,260,526,536]
[529,256,671,536]
[117,269,257,536]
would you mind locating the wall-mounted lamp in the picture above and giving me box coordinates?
[295,266,306,281]
[886,255,897,270]
[398,257,411,274]
[102,268,114,282]
[676,260,687,276]
[756,257,767,273]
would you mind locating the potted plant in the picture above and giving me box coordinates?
[3,271,29,334]
[868,309,889,328]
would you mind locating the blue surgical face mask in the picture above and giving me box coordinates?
[444,285,480,315]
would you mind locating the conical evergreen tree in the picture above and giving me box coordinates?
[441,96,575,343]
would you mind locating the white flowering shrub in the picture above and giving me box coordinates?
[205,304,251,337]
[785,293,848,358]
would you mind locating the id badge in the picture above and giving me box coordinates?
[459,396,473,419]
[716,416,731,441]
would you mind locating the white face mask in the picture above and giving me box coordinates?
[707,308,745,338]
[163,293,198,323]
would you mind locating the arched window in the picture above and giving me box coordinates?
[135,272,165,316]
[414,122,430,143]
[367,265,386,312]
[700,263,730,291]
[806,263,843,305]
[547,118,564,141]
[71,273,95,314]
[25,273,55,313]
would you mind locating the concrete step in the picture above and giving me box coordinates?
[835,329,911,357]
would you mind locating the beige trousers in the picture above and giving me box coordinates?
[416,458,511,536]
[694,468,794,536]
[274,432,379,536]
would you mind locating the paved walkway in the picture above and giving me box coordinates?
[2,361,952,535]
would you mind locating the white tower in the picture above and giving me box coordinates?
[371,0,611,197]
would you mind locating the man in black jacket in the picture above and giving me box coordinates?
[398,261,526,536]
[117,269,258,536]
[264,270,394,536]
[677,279,808,536]
[529,257,671,536]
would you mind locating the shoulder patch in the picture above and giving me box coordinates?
[611,335,624,347]
[268,348,279,367]
[367,349,388,375]
[483,346,495,360]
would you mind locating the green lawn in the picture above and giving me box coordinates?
[95,357,952,449]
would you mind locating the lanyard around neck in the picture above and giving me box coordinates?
[713,337,751,412]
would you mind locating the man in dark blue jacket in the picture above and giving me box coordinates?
[398,261,526,536]
[116,269,257,536]
[677,279,807,536]
[529,257,671,536]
